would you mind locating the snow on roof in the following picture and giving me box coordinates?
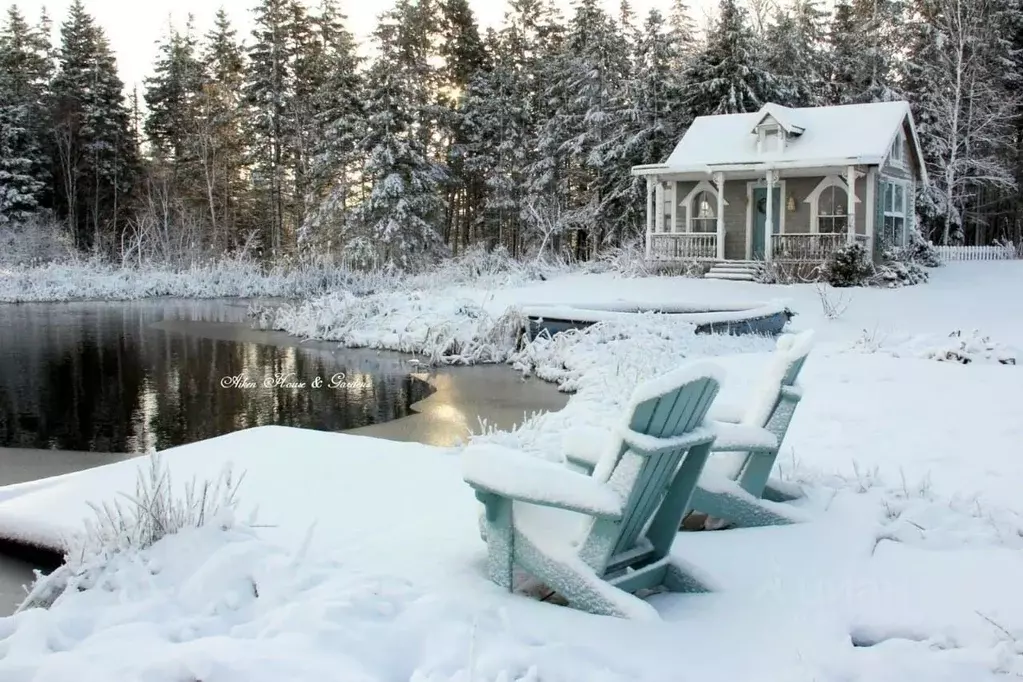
[750,103,805,135]
[658,101,920,175]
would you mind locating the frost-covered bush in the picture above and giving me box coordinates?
[590,239,653,277]
[19,453,243,612]
[890,229,942,267]
[0,213,74,266]
[914,183,961,245]
[921,330,1017,365]
[255,289,530,365]
[848,328,1017,365]
[820,242,872,287]
[871,259,929,287]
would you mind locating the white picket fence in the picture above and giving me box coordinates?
[936,245,1018,262]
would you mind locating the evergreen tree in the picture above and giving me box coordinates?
[507,0,566,256]
[764,0,828,107]
[0,5,53,224]
[437,0,487,255]
[684,0,781,116]
[462,29,527,250]
[245,0,295,257]
[50,0,138,248]
[198,8,248,245]
[144,18,203,164]
[556,0,635,254]
[826,0,902,104]
[301,0,364,249]
[357,11,447,267]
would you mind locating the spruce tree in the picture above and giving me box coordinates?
[438,0,487,255]
[50,0,138,248]
[683,0,781,116]
[358,11,446,267]
[144,18,203,164]
[300,0,364,250]
[462,29,527,251]
[245,0,295,257]
[0,5,53,224]
[199,8,248,245]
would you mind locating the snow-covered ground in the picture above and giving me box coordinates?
[1,261,1022,681]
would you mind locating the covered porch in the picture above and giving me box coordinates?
[634,162,874,264]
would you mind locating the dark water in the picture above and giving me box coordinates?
[0,300,433,453]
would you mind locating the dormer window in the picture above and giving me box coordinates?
[758,124,784,153]
[890,128,906,167]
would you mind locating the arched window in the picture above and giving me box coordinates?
[682,180,726,233]
[691,191,716,233]
[816,185,848,233]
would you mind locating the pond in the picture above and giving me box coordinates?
[0,300,433,453]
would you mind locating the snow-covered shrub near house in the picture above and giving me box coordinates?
[896,229,943,267]
[871,258,929,287]
[820,242,872,287]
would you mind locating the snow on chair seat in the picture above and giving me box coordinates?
[462,361,725,620]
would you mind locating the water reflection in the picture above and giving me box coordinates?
[0,300,432,452]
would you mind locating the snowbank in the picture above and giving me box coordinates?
[2,261,1023,680]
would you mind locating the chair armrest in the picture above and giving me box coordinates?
[620,426,717,456]
[462,444,624,519]
[708,421,778,453]
[706,401,744,424]
[561,426,607,473]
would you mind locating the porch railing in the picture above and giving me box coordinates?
[649,232,718,260]
[771,233,868,262]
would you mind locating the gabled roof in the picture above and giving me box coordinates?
[635,101,927,183]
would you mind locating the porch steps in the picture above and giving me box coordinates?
[704,260,762,282]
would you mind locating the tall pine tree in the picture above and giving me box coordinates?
[50,0,138,248]
[0,5,53,224]
[357,9,447,267]
[684,0,781,116]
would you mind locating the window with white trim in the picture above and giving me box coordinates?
[881,180,907,246]
[890,129,905,167]
[816,185,848,233]
[690,190,716,232]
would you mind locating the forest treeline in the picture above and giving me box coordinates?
[1,0,1021,267]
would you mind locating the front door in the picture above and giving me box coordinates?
[751,186,781,259]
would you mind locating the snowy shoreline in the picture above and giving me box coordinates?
[1,262,1022,680]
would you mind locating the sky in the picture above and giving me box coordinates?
[3,0,710,92]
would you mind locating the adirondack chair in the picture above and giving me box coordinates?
[461,362,725,620]
[565,330,814,529]
[684,329,814,527]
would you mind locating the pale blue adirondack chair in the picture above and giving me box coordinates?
[461,362,724,620]
[685,329,814,527]
[565,330,814,528]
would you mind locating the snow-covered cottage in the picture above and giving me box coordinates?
[631,101,927,276]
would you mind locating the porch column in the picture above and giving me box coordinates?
[765,169,775,262]
[654,178,665,239]
[645,176,654,259]
[669,181,678,233]
[714,172,725,260]
[846,165,857,245]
